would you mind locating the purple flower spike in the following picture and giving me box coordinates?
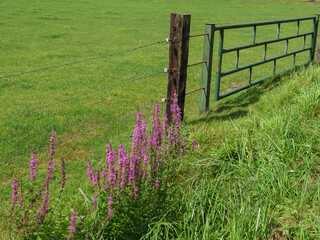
[11,176,19,210]
[182,137,187,155]
[192,138,197,150]
[117,144,128,188]
[30,152,37,182]
[155,179,160,189]
[50,128,56,156]
[131,187,138,200]
[67,209,78,239]
[91,194,98,211]
[18,193,25,209]
[108,195,113,218]
[87,162,94,184]
[46,128,56,181]
[108,209,114,217]
[105,142,116,189]
[61,158,66,189]
[37,185,50,222]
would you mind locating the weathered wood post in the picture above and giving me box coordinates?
[316,35,320,62]
[166,13,191,123]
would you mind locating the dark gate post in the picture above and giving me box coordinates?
[311,14,319,61]
[316,15,320,62]
[166,13,191,123]
[200,24,215,112]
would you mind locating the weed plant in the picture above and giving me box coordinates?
[8,94,197,239]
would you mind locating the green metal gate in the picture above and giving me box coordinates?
[200,15,319,112]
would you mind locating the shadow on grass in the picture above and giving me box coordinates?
[188,62,317,125]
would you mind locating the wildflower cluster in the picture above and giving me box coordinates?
[9,128,67,237]
[83,93,188,228]
[9,94,197,239]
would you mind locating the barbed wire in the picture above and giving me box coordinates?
[0,71,165,120]
[1,85,204,165]
[0,100,166,165]
[0,40,167,80]
[185,87,205,95]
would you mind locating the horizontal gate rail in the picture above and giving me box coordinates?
[200,15,319,111]
[221,47,312,77]
[223,32,313,53]
[211,16,316,30]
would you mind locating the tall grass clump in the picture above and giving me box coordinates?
[144,64,320,239]
[9,94,195,239]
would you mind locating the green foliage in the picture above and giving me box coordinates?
[145,63,320,239]
[1,0,320,239]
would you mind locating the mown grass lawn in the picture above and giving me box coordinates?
[1,0,320,238]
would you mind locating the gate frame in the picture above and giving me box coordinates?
[200,15,319,112]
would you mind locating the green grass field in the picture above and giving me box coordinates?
[1,0,320,238]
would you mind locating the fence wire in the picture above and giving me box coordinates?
[0,40,167,81]
[0,100,165,165]
[0,71,165,120]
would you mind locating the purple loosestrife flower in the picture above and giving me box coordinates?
[150,103,163,150]
[130,110,149,184]
[87,162,95,183]
[91,194,98,211]
[34,129,56,221]
[102,167,107,190]
[105,141,112,174]
[106,143,116,188]
[116,144,129,188]
[120,154,130,188]
[131,187,138,200]
[154,179,160,189]
[182,137,187,155]
[130,113,141,183]
[95,172,100,185]
[50,128,56,156]
[167,129,174,151]
[116,144,124,173]
[11,175,19,210]
[30,152,37,182]
[108,195,113,218]
[18,188,25,209]
[46,128,56,181]
[152,157,158,172]
[108,209,114,218]
[87,162,100,187]
[18,197,25,209]
[192,138,197,150]
[61,158,66,189]
[67,209,78,240]
[162,113,169,153]
[37,185,50,222]
[69,210,77,232]
[143,155,149,178]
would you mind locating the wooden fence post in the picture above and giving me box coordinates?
[166,13,191,123]
[316,35,320,62]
